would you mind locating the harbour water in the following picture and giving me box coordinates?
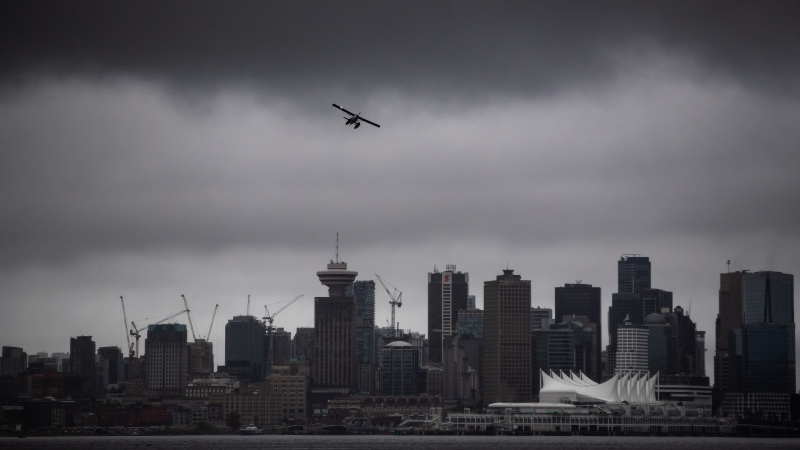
[1,435,798,450]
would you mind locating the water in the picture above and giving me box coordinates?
[1,435,798,450]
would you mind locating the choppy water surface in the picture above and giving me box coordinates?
[1,435,798,450]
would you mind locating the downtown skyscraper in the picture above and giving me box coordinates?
[483,269,531,403]
[427,264,469,364]
[554,282,602,381]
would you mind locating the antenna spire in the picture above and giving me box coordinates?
[335,232,339,263]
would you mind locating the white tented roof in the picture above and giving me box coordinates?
[539,370,658,404]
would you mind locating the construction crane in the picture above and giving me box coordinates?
[181,294,198,342]
[130,309,188,358]
[263,294,304,374]
[120,296,133,358]
[375,274,403,338]
[205,304,219,340]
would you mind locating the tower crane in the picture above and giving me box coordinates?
[375,274,403,337]
[130,309,188,358]
[263,294,304,374]
[120,296,134,358]
[205,304,219,340]
[181,294,198,342]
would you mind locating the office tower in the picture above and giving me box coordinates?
[347,280,376,394]
[293,327,315,361]
[456,308,483,338]
[555,283,602,381]
[618,254,651,294]
[70,336,96,395]
[0,346,26,376]
[695,331,706,377]
[615,317,649,373]
[532,327,574,394]
[443,333,482,405]
[467,295,476,310]
[428,264,469,363]
[531,307,553,331]
[731,271,795,394]
[96,354,109,391]
[483,269,531,403]
[670,306,699,375]
[145,324,188,398]
[380,341,424,395]
[644,313,677,375]
[97,346,124,384]
[715,270,746,390]
[267,328,292,369]
[224,315,267,382]
[313,254,358,390]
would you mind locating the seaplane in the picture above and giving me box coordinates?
[332,104,380,129]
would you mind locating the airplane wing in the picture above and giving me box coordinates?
[359,117,381,128]
[332,104,355,116]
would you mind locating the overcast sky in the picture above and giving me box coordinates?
[2,1,799,383]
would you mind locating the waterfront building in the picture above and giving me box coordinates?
[313,253,358,391]
[98,346,124,384]
[427,265,469,364]
[144,323,188,398]
[347,280,376,394]
[380,341,424,396]
[483,269,531,403]
[269,365,309,421]
[224,315,267,382]
[555,283,602,381]
[615,318,648,373]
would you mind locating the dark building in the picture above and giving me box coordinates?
[532,327,574,394]
[483,269,531,403]
[729,322,795,394]
[97,346,124,384]
[644,312,678,375]
[555,283,602,381]
[313,256,358,391]
[1,346,26,376]
[266,328,292,369]
[742,271,794,325]
[428,265,469,364]
[617,254,651,294]
[224,315,267,382]
[348,280,376,394]
[144,323,188,398]
[293,327,315,361]
[69,336,96,396]
[531,307,553,332]
[714,270,746,391]
[380,341,425,396]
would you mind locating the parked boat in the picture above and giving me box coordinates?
[239,424,262,435]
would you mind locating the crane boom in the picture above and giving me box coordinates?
[206,304,219,340]
[181,294,198,341]
[376,274,403,337]
[263,294,304,375]
[120,296,133,358]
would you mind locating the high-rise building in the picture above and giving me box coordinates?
[531,307,553,332]
[267,328,292,369]
[380,341,424,396]
[618,255,651,294]
[456,308,483,338]
[0,346,26,376]
[224,315,267,382]
[187,339,214,376]
[348,280,376,394]
[467,295,476,310]
[483,269,531,403]
[428,265,469,364]
[145,324,188,398]
[728,271,795,395]
[293,327,315,361]
[555,283,602,381]
[715,270,746,390]
[97,346,124,384]
[70,336,96,395]
[695,331,706,377]
[313,255,358,391]
[615,317,649,373]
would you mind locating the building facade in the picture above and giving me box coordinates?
[224,315,267,382]
[554,283,602,381]
[427,265,469,364]
[144,324,188,398]
[483,269,531,403]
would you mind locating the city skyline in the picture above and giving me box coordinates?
[2,2,800,388]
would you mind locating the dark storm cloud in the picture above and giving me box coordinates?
[2,1,799,103]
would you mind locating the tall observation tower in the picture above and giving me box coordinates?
[316,235,358,296]
[312,234,358,394]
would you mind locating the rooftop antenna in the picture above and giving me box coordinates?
[247,294,250,316]
[727,260,731,273]
[335,232,339,263]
